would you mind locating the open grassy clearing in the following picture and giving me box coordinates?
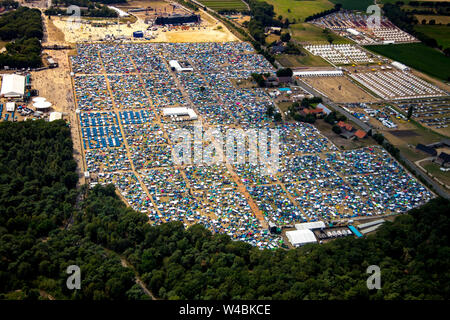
[414,25,450,48]
[291,23,353,43]
[276,52,330,67]
[422,160,450,186]
[199,0,248,11]
[263,0,334,22]
[329,0,373,11]
[365,43,450,81]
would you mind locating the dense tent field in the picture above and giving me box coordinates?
[365,43,450,81]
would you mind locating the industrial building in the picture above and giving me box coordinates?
[155,14,200,25]
[1,74,26,98]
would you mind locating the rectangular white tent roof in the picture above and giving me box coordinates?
[49,112,62,122]
[162,107,197,120]
[6,102,15,112]
[295,221,326,231]
[1,74,25,98]
[286,229,317,247]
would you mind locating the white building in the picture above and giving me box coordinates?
[1,74,26,98]
[286,229,317,247]
[346,28,360,36]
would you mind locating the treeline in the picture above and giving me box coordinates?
[0,121,141,300]
[382,3,448,51]
[245,0,282,44]
[1,120,449,300]
[45,5,118,18]
[0,0,19,9]
[0,7,43,69]
[305,4,342,22]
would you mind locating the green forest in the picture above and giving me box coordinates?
[0,120,449,300]
[0,6,43,68]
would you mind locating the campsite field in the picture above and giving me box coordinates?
[414,25,450,49]
[198,0,248,11]
[365,43,450,81]
[263,0,334,22]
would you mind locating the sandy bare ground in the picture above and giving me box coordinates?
[302,76,380,103]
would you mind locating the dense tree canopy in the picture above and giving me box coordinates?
[0,7,43,68]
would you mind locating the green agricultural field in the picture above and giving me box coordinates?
[291,23,352,43]
[263,0,334,22]
[329,0,373,11]
[365,43,450,81]
[199,0,248,11]
[276,51,330,67]
[415,25,450,49]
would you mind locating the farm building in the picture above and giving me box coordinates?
[416,143,437,157]
[1,74,26,98]
[286,229,317,247]
[155,14,200,25]
[435,152,450,168]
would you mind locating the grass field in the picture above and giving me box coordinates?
[199,0,248,11]
[365,43,450,81]
[291,23,352,43]
[263,0,334,22]
[329,0,373,11]
[276,52,330,67]
[414,25,450,49]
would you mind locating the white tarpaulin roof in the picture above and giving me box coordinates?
[295,221,326,231]
[34,101,52,109]
[6,102,15,112]
[49,112,62,122]
[32,97,47,103]
[162,107,197,120]
[286,229,317,246]
[1,74,25,97]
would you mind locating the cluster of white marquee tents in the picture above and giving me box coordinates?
[32,97,52,110]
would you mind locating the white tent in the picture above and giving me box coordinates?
[49,112,62,122]
[162,107,197,120]
[32,97,47,103]
[295,221,326,231]
[1,74,25,98]
[286,229,317,247]
[6,102,15,112]
[34,101,52,110]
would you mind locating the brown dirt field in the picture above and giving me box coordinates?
[44,16,67,45]
[31,50,85,184]
[302,76,380,103]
